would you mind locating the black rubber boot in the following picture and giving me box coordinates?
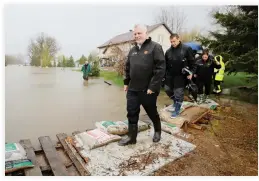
[118,124,138,146]
[152,117,161,143]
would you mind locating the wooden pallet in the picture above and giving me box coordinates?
[6,132,90,176]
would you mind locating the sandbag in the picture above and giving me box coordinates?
[197,99,219,110]
[5,143,27,162]
[107,121,128,135]
[160,102,209,128]
[161,122,181,135]
[160,122,194,141]
[74,129,121,150]
[123,120,150,132]
[163,101,194,113]
[5,143,34,173]
[95,120,149,135]
[5,159,34,174]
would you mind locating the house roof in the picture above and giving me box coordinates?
[97,23,173,48]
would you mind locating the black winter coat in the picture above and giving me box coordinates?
[164,42,196,89]
[124,38,166,93]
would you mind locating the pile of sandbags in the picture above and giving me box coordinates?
[73,120,150,151]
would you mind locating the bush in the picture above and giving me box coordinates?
[90,60,100,76]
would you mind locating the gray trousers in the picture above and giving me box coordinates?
[164,85,184,103]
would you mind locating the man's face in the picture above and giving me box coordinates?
[170,37,180,48]
[134,26,148,45]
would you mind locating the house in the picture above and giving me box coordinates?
[97,23,173,66]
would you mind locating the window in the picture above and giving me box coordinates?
[157,34,164,44]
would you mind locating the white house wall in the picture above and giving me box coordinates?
[148,25,171,53]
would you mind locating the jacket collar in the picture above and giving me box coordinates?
[134,37,152,48]
[171,41,182,49]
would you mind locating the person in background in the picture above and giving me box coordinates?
[213,55,225,94]
[164,34,196,118]
[81,61,91,81]
[119,24,165,146]
[194,50,221,103]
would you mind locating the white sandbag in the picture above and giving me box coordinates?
[107,121,128,135]
[5,143,34,174]
[74,129,121,150]
[161,122,181,135]
[95,121,118,132]
[95,120,150,135]
[5,159,34,174]
[123,120,150,132]
[5,143,27,162]
[197,99,219,110]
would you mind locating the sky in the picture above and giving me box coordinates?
[4,4,216,60]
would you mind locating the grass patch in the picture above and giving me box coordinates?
[100,70,124,87]
[99,70,256,89]
[222,72,257,88]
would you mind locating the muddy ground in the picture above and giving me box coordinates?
[154,97,258,176]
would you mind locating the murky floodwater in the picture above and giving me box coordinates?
[5,66,130,149]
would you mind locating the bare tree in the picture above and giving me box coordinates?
[155,6,187,34]
[180,27,202,43]
[108,43,132,76]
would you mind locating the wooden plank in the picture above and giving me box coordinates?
[40,162,73,172]
[190,110,210,124]
[38,136,69,176]
[183,122,188,132]
[19,139,42,176]
[104,81,112,85]
[34,143,63,154]
[188,123,206,130]
[57,133,90,176]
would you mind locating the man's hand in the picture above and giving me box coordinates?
[147,89,154,94]
[194,74,197,78]
[187,74,193,80]
[124,85,128,92]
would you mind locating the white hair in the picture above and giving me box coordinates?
[134,24,148,33]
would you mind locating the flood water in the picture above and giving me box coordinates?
[5,66,131,149]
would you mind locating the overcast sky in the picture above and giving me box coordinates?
[4,4,216,60]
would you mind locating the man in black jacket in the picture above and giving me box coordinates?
[164,34,196,118]
[119,24,166,146]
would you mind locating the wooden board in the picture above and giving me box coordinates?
[19,139,42,176]
[56,149,80,176]
[34,143,63,154]
[57,133,90,176]
[38,136,69,176]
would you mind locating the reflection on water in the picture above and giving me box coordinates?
[5,66,128,149]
